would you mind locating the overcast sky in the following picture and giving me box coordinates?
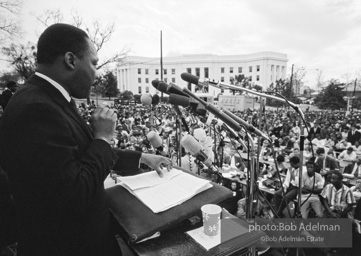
[3,0,361,87]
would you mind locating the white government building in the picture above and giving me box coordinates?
[115,51,288,96]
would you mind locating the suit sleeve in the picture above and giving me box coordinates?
[112,148,142,176]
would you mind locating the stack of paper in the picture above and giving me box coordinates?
[117,169,213,213]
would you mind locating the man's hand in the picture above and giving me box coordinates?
[140,153,172,177]
[91,105,117,144]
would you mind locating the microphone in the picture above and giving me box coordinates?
[157,81,189,97]
[181,134,218,173]
[140,94,152,106]
[151,80,160,90]
[181,73,209,89]
[168,94,190,108]
[146,130,166,155]
[168,94,207,117]
[151,94,160,105]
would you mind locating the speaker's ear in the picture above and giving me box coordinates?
[64,52,76,70]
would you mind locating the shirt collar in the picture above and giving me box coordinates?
[35,72,71,102]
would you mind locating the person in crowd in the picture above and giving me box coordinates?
[350,178,361,201]
[338,146,357,168]
[299,161,324,218]
[261,154,288,178]
[335,139,352,153]
[273,156,305,218]
[311,133,325,150]
[314,147,339,183]
[320,170,356,218]
[308,121,321,141]
[341,128,349,141]
[0,24,171,256]
[222,181,243,215]
[348,123,361,145]
[236,189,271,219]
[323,133,335,149]
[0,80,18,110]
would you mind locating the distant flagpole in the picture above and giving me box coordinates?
[160,30,163,101]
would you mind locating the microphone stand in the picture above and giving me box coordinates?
[244,132,257,218]
[213,122,220,167]
[171,105,190,167]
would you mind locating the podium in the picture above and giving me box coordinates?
[106,174,263,256]
[106,180,232,243]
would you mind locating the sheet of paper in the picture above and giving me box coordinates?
[117,168,182,190]
[187,226,221,250]
[133,174,212,212]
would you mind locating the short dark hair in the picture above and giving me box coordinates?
[276,154,285,163]
[330,170,343,181]
[316,147,325,155]
[37,23,89,64]
[305,161,315,167]
[289,155,300,164]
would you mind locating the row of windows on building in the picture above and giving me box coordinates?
[137,66,262,76]
[137,75,261,83]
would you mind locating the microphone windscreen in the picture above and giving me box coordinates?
[169,94,189,108]
[168,83,188,97]
[152,94,160,105]
[152,80,160,89]
[181,134,202,155]
[181,72,199,85]
[157,82,170,95]
[140,94,152,106]
[193,128,207,143]
[146,131,163,148]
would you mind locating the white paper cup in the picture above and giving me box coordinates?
[201,204,222,236]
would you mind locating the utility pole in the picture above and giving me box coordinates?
[290,64,294,98]
[352,78,357,114]
[160,30,163,102]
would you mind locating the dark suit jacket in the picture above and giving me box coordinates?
[0,75,141,256]
[315,155,339,171]
[347,130,361,145]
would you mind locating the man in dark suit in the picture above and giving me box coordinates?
[314,147,339,183]
[0,24,171,256]
[347,124,361,145]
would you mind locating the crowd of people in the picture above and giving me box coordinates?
[72,99,361,255]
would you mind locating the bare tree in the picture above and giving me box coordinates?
[32,9,129,70]
[0,0,23,43]
[2,42,37,80]
[32,9,64,27]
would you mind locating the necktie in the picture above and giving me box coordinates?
[70,98,92,133]
[70,98,82,116]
